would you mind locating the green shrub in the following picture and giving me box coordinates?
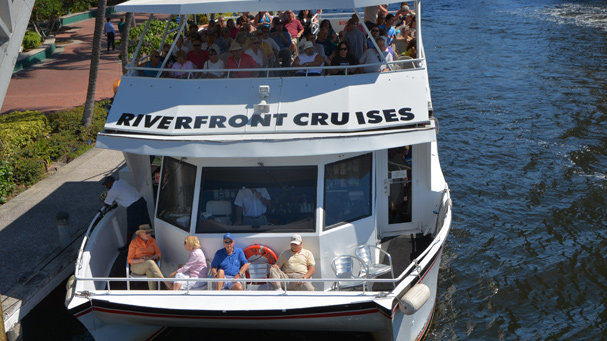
[11,158,44,186]
[0,161,14,203]
[22,30,42,50]
[0,111,50,159]
[0,100,108,199]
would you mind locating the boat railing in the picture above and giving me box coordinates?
[125,57,424,79]
[73,272,417,296]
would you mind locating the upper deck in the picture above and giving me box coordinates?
[100,0,432,156]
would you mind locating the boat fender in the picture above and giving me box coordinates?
[398,283,431,315]
[243,244,278,278]
[437,198,452,232]
[65,274,75,306]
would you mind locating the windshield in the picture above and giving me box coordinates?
[196,166,317,233]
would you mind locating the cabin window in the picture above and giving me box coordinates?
[324,153,372,229]
[156,157,197,232]
[388,146,412,224]
[196,166,317,233]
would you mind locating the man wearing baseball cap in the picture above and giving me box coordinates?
[270,234,315,291]
[210,233,249,290]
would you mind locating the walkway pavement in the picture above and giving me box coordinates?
[0,11,158,336]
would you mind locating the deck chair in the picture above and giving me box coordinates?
[206,200,232,225]
[246,262,273,290]
[331,255,369,291]
[126,260,161,290]
[355,245,395,288]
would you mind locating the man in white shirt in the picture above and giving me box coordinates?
[234,187,271,225]
[103,17,116,52]
[102,176,151,251]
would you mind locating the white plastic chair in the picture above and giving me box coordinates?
[355,245,395,288]
[331,255,369,291]
[126,260,161,290]
[246,262,273,290]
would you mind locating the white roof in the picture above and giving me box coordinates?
[115,0,400,14]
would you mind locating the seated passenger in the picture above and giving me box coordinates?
[234,187,270,225]
[253,11,273,29]
[316,27,336,61]
[210,233,249,290]
[292,41,324,76]
[245,37,268,68]
[226,43,258,78]
[160,43,176,67]
[359,37,392,73]
[138,50,164,77]
[165,236,207,290]
[201,29,221,55]
[172,34,190,56]
[259,27,280,64]
[186,38,209,71]
[404,38,417,58]
[127,224,165,290]
[218,27,233,52]
[171,50,195,78]
[201,49,225,78]
[270,234,315,291]
[330,41,359,75]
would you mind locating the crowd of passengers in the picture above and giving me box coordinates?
[138,4,418,78]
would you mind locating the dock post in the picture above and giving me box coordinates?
[56,211,70,247]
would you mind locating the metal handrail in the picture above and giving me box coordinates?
[125,57,424,79]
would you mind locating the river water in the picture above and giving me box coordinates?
[21,0,607,339]
[425,0,607,339]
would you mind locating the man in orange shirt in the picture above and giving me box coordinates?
[128,224,165,290]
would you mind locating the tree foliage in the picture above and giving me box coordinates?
[31,0,96,36]
[122,19,179,60]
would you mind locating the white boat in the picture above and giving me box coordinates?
[65,0,452,340]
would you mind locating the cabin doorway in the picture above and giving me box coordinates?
[378,146,413,237]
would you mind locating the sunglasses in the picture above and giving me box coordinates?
[143,231,151,235]
[339,47,347,50]
[193,44,201,47]
[371,29,379,32]
[224,240,233,244]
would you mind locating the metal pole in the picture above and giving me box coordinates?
[353,7,392,71]
[128,13,154,74]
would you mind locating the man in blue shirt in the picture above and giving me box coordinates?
[270,19,293,67]
[103,17,116,52]
[210,233,249,290]
[378,14,396,46]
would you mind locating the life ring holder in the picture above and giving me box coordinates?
[243,244,278,279]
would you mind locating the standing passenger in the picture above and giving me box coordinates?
[102,176,151,251]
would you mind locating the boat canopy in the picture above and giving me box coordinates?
[115,0,404,14]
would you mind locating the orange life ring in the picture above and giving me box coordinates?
[243,244,278,279]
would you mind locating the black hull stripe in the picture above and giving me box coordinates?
[74,299,388,321]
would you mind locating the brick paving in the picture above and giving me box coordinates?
[1,12,156,115]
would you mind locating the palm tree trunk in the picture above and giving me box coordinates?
[121,12,134,75]
[81,0,107,127]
